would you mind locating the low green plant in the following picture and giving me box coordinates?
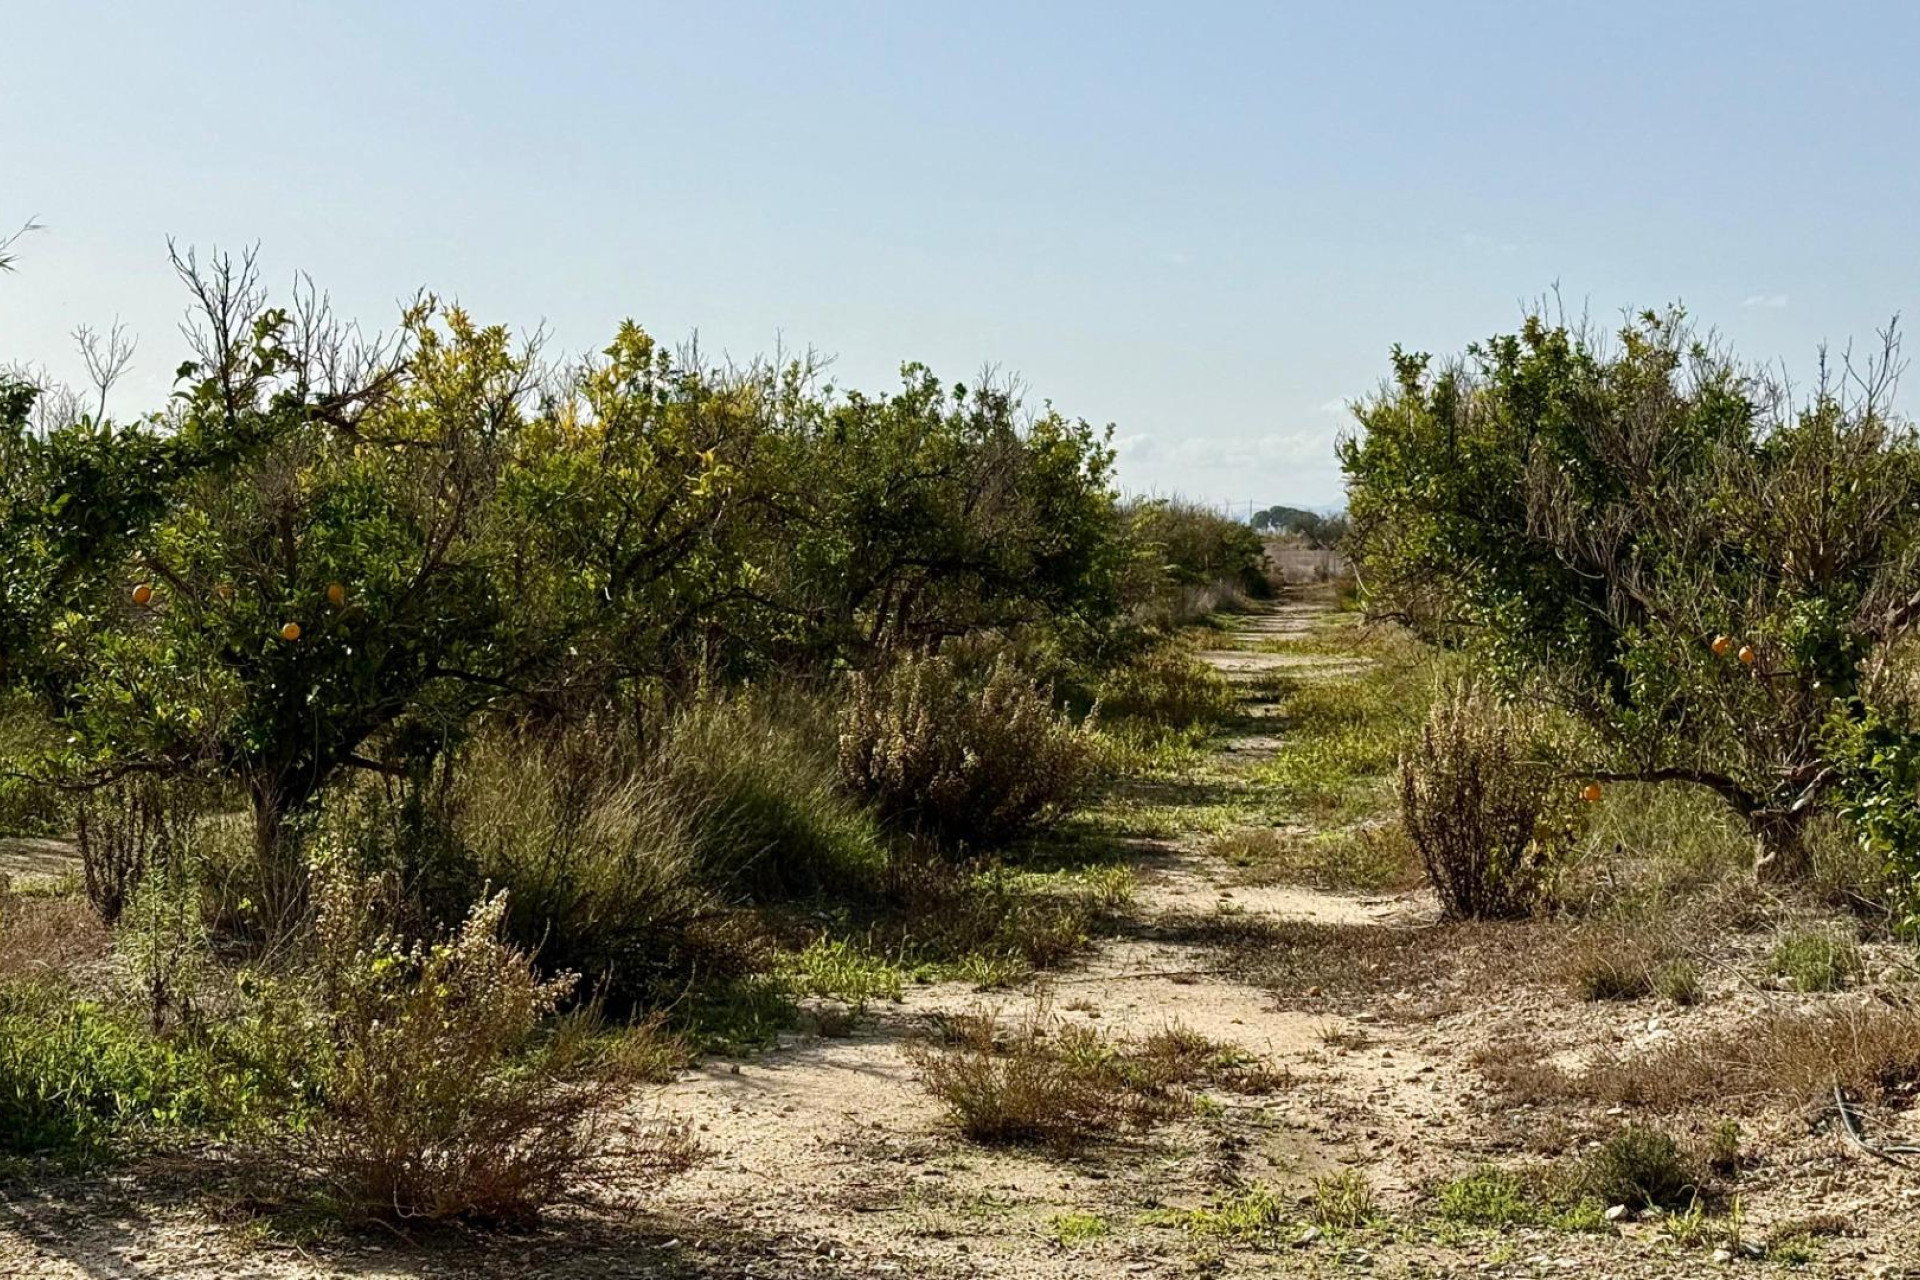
[1574,1125,1701,1210]
[0,980,307,1159]
[1049,1211,1109,1246]
[773,936,904,1009]
[1437,1167,1533,1226]
[1172,1183,1290,1241]
[1771,929,1861,992]
[1311,1170,1376,1230]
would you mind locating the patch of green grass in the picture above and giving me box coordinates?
[1049,1210,1109,1246]
[1435,1165,1611,1234]
[1438,1167,1532,1227]
[1166,1183,1291,1241]
[772,936,906,1009]
[1771,929,1861,992]
[1311,1170,1376,1230]
[0,981,311,1160]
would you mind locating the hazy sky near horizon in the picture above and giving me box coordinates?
[5,1,1919,508]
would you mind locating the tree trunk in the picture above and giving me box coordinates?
[246,769,310,931]
[1749,807,1811,883]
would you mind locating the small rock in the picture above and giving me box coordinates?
[1603,1204,1628,1222]
[1711,1247,1732,1263]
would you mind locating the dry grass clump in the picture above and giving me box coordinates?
[1399,682,1559,919]
[1212,821,1420,892]
[1479,1003,1920,1115]
[1561,923,1699,1004]
[910,1009,1275,1148]
[0,880,107,985]
[841,653,1096,847]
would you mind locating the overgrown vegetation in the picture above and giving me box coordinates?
[0,240,1281,1223]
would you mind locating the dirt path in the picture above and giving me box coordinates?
[622,590,1464,1276]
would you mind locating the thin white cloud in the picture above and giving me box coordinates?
[1318,397,1349,416]
[1742,293,1790,309]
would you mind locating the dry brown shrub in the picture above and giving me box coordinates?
[840,653,1095,847]
[293,865,676,1224]
[1400,682,1558,919]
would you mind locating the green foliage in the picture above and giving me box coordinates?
[1341,307,1920,870]
[1251,504,1348,547]
[0,980,308,1158]
[1575,1125,1701,1210]
[1770,928,1861,992]
[840,653,1096,847]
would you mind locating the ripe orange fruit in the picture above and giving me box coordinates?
[1710,634,1731,656]
[1738,645,1756,666]
[1581,782,1603,804]
[280,622,302,641]
[327,582,346,606]
[131,583,153,606]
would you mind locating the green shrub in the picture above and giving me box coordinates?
[1771,929,1861,992]
[660,691,888,898]
[1399,682,1559,918]
[840,653,1095,847]
[1095,642,1237,732]
[1575,1125,1701,1210]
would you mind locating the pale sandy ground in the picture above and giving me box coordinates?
[4,593,1917,1278]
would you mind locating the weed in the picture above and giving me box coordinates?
[1437,1167,1532,1226]
[773,936,905,1009]
[1770,928,1861,992]
[911,1010,1242,1149]
[1049,1211,1109,1246]
[1571,1125,1701,1210]
[1311,1170,1376,1230]
[1173,1183,1290,1241]
[1400,682,1559,919]
[1095,642,1237,732]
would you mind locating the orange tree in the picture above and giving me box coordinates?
[733,365,1125,669]
[1340,307,1920,877]
[36,255,733,905]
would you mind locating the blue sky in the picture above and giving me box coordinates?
[5,1,1918,508]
